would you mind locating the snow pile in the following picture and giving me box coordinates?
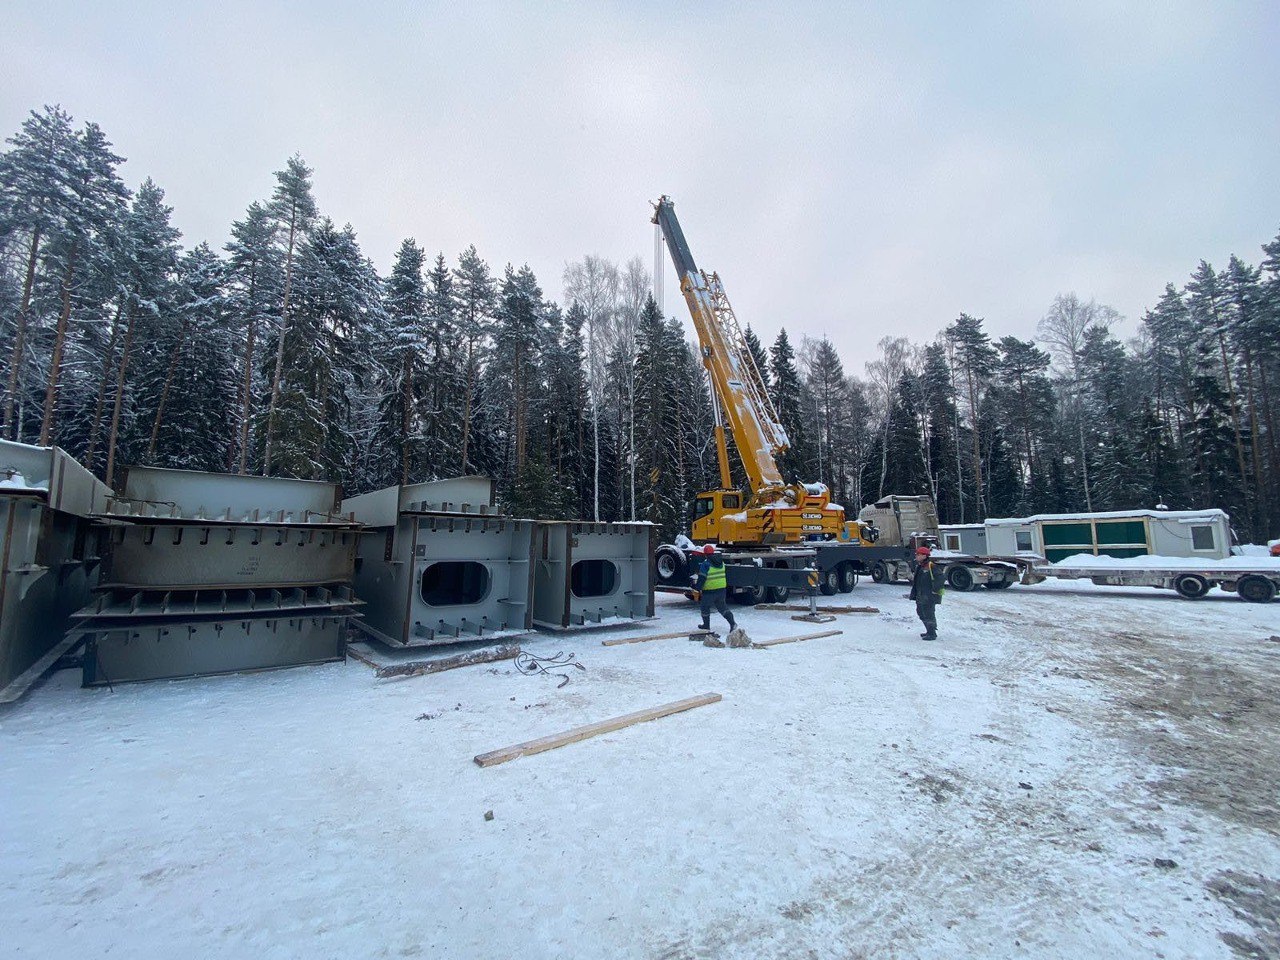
[987,508,1228,526]
[1047,552,1280,572]
[0,471,47,493]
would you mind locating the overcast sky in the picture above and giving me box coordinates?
[4,1,1278,372]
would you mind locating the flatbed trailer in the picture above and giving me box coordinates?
[1025,561,1279,602]
[654,540,912,602]
[867,551,1023,592]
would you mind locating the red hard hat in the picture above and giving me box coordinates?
[702,544,716,555]
[915,546,931,556]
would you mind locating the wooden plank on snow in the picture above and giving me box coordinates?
[752,629,843,648]
[376,643,519,680]
[601,630,711,646]
[474,692,723,767]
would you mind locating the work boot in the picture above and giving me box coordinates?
[699,623,711,632]
[922,632,937,642]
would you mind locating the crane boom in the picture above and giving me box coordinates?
[652,196,789,501]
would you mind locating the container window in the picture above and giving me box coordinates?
[945,535,960,551]
[1190,525,1215,551]
[1015,531,1033,552]
[420,561,490,606]
[571,559,618,598]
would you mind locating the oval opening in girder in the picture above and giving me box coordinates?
[571,558,618,598]
[420,561,490,606]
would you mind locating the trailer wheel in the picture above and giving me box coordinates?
[819,567,840,596]
[654,546,686,585]
[740,584,769,605]
[1237,575,1276,604]
[871,561,888,583]
[766,585,790,603]
[1173,574,1210,599]
[837,563,858,593]
[947,565,975,592]
[983,579,1013,590]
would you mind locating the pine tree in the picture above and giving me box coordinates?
[945,314,997,517]
[917,343,962,520]
[37,119,129,447]
[370,238,429,487]
[261,154,318,474]
[770,328,813,484]
[142,243,236,471]
[0,105,80,440]
[261,219,383,481]
[453,244,495,475]
[225,202,279,473]
[102,178,181,485]
[1186,260,1250,526]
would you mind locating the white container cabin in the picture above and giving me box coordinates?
[984,509,1233,563]
[937,523,987,556]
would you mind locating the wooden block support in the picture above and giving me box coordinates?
[474,692,723,767]
[376,643,519,680]
[753,629,843,648]
[602,630,710,647]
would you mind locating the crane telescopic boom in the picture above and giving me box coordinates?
[652,196,789,502]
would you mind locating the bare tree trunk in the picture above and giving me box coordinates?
[145,320,192,460]
[4,227,41,440]
[262,210,299,475]
[401,354,412,485]
[237,267,259,474]
[459,338,474,474]
[1217,331,1251,523]
[965,365,984,515]
[1243,348,1265,536]
[85,294,125,471]
[105,301,135,488]
[39,242,78,446]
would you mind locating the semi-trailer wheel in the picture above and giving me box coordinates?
[983,578,1013,590]
[947,564,975,592]
[819,567,840,596]
[1237,575,1277,603]
[740,583,769,605]
[766,585,790,603]
[871,561,888,583]
[1173,574,1209,599]
[654,546,686,585]
[837,563,857,593]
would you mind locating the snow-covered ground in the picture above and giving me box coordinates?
[3,579,1279,959]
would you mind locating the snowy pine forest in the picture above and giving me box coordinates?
[3,105,1279,542]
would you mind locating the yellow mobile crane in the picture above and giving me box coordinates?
[652,195,865,548]
[650,196,910,600]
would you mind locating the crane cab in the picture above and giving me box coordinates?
[691,490,745,544]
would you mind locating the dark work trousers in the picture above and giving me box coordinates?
[915,595,938,638]
[699,589,736,630]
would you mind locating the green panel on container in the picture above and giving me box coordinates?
[1046,548,1090,563]
[1041,523,1093,546]
[1095,520,1147,546]
[1097,546,1148,559]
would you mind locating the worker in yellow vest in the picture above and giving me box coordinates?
[694,544,737,633]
